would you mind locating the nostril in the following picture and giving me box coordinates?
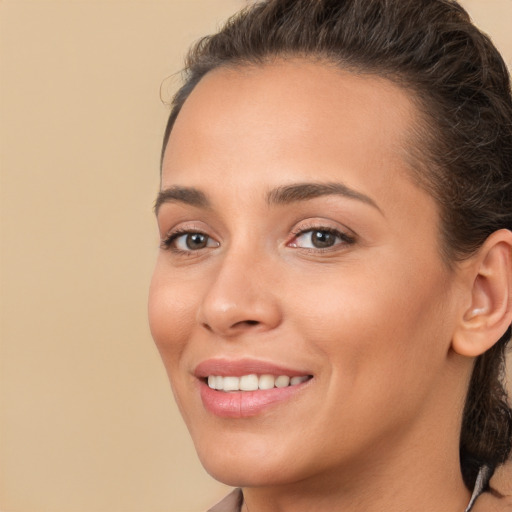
[200,319,260,333]
[231,319,260,329]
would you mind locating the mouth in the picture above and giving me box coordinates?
[195,359,314,418]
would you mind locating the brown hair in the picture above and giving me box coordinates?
[161,0,512,489]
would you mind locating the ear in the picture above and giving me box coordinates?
[452,229,512,357]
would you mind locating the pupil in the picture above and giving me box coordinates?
[186,233,207,249]
[312,231,334,248]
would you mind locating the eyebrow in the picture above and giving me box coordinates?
[266,182,382,213]
[154,181,382,215]
[154,186,211,214]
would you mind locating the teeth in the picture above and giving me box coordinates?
[223,376,240,391]
[259,374,275,390]
[240,374,259,391]
[275,375,290,388]
[206,374,310,392]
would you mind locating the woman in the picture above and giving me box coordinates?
[148,0,512,510]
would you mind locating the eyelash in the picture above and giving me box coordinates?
[289,225,356,251]
[160,228,214,255]
[160,225,356,254]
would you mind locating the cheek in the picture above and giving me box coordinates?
[148,264,205,425]
[288,255,453,405]
[148,262,197,366]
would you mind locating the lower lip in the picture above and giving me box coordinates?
[199,380,310,418]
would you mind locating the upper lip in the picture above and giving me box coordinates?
[194,358,312,378]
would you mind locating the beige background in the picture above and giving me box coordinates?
[1,1,511,511]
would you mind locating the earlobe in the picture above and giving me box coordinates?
[452,229,512,357]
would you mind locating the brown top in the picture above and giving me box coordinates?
[207,462,512,512]
[207,488,243,512]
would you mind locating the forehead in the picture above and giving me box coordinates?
[162,59,421,206]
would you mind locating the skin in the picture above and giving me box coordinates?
[149,60,479,512]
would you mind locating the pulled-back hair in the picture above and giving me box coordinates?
[161,0,512,490]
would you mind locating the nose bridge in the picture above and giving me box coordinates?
[197,241,282,336]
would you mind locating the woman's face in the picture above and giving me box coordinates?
[149,61,465,487]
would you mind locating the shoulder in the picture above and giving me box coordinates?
[472,461,512,512]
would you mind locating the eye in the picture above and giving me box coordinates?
[289,228,354,250]
[162,231,220,252]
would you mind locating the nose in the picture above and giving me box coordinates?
[197,250,283,338]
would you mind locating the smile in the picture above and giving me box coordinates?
[195,359,314,418]
[207,374,310,392]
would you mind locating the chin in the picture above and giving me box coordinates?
[193,434,303,488]
[202,460,298,488]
